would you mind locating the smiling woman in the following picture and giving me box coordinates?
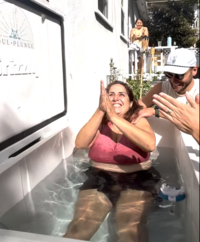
[102,81,142,124]
[64,80,160,242]
[129,18,149,73]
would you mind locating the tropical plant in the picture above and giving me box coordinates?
[126,78,152,100]
[144,0,198,47]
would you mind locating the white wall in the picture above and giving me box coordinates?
[39,0,137,135]
[60,0,133,135]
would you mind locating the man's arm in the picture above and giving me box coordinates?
[153,92,200,145]
[132,82,163,123]
[138,82,162,108]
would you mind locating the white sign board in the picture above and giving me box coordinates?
[0,0,66,150]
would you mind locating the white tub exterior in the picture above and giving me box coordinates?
[148,117,199,242]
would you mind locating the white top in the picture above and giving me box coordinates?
[162,78,199,104]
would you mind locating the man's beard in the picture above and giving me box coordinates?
[170,77,193,94]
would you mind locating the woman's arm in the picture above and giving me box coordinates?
[110,116,156,152]
[75,109,104,149]
[75,80,107,149]
[143,27,149,37]
[130,28,136,42]
[103,84,155,152]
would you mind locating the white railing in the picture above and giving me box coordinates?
[107,47,200,83]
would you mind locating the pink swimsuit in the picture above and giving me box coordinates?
[89,122,150,165]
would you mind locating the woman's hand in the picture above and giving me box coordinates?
[98,80,117,121]
[130,28,136,42]
[142,27,146,36]
[105,91,117,121]
[98,80,107,113]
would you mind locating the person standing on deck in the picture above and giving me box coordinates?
[129,18,149,74]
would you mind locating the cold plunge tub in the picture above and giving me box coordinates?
[0,117,199,242]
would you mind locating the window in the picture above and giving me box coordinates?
[120,0,129,41]
[95,0,113,30]
[121,6,125,35]
[98,0,108,18]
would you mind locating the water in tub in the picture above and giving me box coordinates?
[0,148,186,242]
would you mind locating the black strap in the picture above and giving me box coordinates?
[155,108,160,118]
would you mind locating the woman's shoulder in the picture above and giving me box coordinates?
[142,27,148,31]
[133,118,154,136]
[134,117,151,129]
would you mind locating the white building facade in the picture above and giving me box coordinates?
[0,1,199,242]
[48,0,148,134]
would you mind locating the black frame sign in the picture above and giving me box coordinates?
[0,0,67,151]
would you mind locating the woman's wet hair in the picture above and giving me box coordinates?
[103,80,143,123]
[135,18,143,25]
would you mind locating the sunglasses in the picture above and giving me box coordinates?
[164,68,193,80]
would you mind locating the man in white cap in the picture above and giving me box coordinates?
[132,48,199,122]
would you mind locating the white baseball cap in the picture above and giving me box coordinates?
[160,48,197,74]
